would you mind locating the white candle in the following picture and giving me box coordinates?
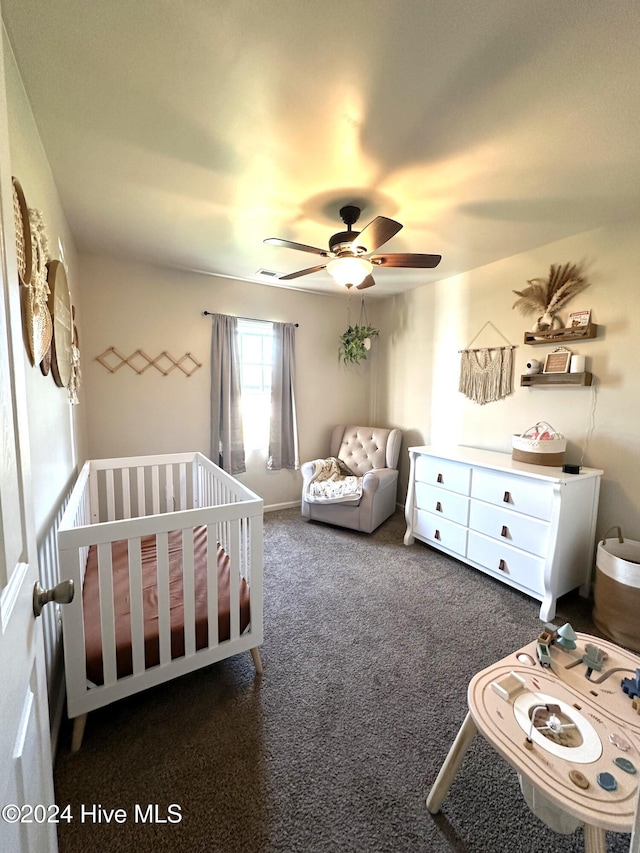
[570,354,586,373]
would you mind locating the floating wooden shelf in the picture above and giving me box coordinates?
[523,323,597,345]
[520,372,593,387]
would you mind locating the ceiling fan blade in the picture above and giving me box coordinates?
[279,264,327,281]
[356,274,376,290]
[264,237,330,257]
[371,253,442,269]
[355,216,403,253]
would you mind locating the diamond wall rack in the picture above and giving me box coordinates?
[95,347,202,377]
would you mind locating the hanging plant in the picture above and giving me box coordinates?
[338,324,379,364]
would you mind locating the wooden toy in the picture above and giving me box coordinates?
[536,630,554,667]
[556,623,577,650]
[622,670,640,700]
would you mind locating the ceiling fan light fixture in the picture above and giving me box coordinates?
[326,256,373,287]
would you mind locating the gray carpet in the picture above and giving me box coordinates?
[53,509,632,852]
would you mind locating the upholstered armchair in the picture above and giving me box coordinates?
[301,425,402,533]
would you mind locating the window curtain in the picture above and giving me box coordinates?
[268,322,299,470]
[210,313,245,474]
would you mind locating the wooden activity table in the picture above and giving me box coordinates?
[427,633,640,853]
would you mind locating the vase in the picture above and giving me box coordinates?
[534,312,563,332]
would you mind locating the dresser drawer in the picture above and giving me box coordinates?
[467,530,545,595]
[471,468,554,521]
[415,483,469,525]
[415,456,471,496]
[469,501,550,557]
[414,510,467,557]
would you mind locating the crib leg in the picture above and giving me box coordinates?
[71,714,88,753]
[250,647,263,675]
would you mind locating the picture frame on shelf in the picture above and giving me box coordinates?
[543,347,572,374]
[567,309,591,329]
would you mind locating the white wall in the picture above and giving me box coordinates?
[79,253,378,508]
[4,29,84,534]
[5,26,86,742]
[374,219,640,539]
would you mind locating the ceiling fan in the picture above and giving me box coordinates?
[264,205,441,290]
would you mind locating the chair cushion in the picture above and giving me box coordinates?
[337,426,391,477]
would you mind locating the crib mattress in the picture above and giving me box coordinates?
[83,526,251,685]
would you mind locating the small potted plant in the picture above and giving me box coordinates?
[338,324,379,364]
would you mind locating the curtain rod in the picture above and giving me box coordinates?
[202,310,298,327]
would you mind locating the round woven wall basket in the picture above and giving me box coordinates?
[12,177,32,287]
[47,260,73,388]
[21,284,53,367]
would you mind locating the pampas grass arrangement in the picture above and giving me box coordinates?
[512,262,590,331]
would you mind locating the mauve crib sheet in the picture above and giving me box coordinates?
[82,525,251,685]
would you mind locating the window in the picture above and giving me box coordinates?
[237,319,273,450]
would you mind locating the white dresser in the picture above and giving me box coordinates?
[404,446,603,621]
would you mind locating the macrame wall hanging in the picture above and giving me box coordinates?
[458,321,515,405]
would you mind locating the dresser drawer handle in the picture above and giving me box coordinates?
[498,559,507,572]
[437,473,444,484]
[501,525,509,538]
[434,529,441,541]
[435,501,443,512]
[503,491,511,503]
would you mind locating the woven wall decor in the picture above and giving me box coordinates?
[68,307,81,404]
[458,322,515,405]
[47,260,73,388]
[22,208,52,366]
[459,346,515,405]
[12,177,32,286]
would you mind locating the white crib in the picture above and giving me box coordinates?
[57,452,263,751]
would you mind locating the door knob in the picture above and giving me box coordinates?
[33,579,74,617]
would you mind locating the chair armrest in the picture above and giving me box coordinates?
[362,467,398,496]
[301,459,326,486]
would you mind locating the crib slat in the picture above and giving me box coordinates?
[152,466,160,515]
[137,467,145,517]
[240,517,248,582]
[229,519,240,640]
[156,532,172,665]
[192,460,200,509]
[128,537,145,676]
[179,463,187,510]
[89,469,100,524]
[105,469,116,521]
[165,464,174,513]
[97,542,118,685]
[200,467,207,508]
[182,530,196,657]
[121,468,131,519]
[218,520,227,556]
[206,525,219,646]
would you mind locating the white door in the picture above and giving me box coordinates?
[0,20,58,853]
